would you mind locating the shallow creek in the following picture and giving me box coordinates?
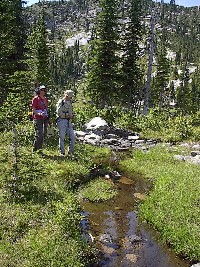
[80,174,191,267]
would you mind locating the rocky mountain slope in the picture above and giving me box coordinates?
[24,0,199,94]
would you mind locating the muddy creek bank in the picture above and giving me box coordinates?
[80,174,191,267]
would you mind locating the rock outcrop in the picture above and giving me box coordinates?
[75,117,157,152]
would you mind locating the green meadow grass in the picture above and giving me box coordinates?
[1,124,199,265]
[78,178,117,202]
[0,130,111,267]
[119,144,200,261]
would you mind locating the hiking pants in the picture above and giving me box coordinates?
[57,118,75,154]
[33,119,48,151]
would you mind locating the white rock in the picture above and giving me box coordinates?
[84,133,101,142]
[173,155,185,161]
[65,32,91,47]
[75,130,87,137]
[191,264,200,267]
[192,144,200,149]
[85,117,109,131]
[128,135,139,140]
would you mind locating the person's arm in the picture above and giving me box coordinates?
[68,102,73,119]
[32,106,43,116]
[56,99,63,117]
[67,112,73,120]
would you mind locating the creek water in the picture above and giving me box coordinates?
[80,174,191,267]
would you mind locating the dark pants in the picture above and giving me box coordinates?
[33,119,48,151]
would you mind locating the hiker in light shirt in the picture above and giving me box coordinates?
[56,90,75,156]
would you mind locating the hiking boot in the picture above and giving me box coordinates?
[60,153,65,157]
[68,150,74,156]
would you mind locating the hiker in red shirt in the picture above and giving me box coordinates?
[32,85,49,154]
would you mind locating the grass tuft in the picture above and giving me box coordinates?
[119,144,200,261]
[78,178,117,202]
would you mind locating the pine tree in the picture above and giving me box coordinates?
[169,81,175,104]
[0,0,26,106]
[86,0,120,108]
[176,61,191,113]
[120,0,142,113]
[151,48,170,108]
[150,2,170,109]
[25,6,50,87]
[50,37,82,92]
[191,67,200,112]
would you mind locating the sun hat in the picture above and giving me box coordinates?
[39,85,46,90]
[64,90,74,97]
[36,85,46,95]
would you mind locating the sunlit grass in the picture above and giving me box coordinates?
[1,122,200,264]
[0,130,111,267]
[78,178,117,202]
[119,144,200,261]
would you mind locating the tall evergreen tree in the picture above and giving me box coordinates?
[0,0,26,106]
[120,0,142,113]
[50,37,82,93]
[176,60,191,113]
[86,0,120,108]
[190,67,200,112]
[25,6,50,87]
[151,2,170,109]
[151,48,170,108]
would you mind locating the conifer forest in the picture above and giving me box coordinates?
[0,0,199,126]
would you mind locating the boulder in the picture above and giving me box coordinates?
[85,117,109,131]
[191,264,200,267]
[84,133,101,145]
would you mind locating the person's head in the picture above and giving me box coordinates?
[37,85,47,96]
[64,90,74,100]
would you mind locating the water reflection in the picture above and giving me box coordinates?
[81,175,190,267]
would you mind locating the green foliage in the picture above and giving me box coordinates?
[120,0,143,109]
[78,178,117,202]
[15,123,35,146]
[50,40,84,88]
[0,200,86,267]
[119,145,200,261]
[97,106,137,129]
[86,0,120,108]
[73,101,99,128]
[0,71,33,128]
[25,8,50,85]
[74,96,137,129]
[0,129,113,266]
[0,0,27,106]
[134,109,194,142]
